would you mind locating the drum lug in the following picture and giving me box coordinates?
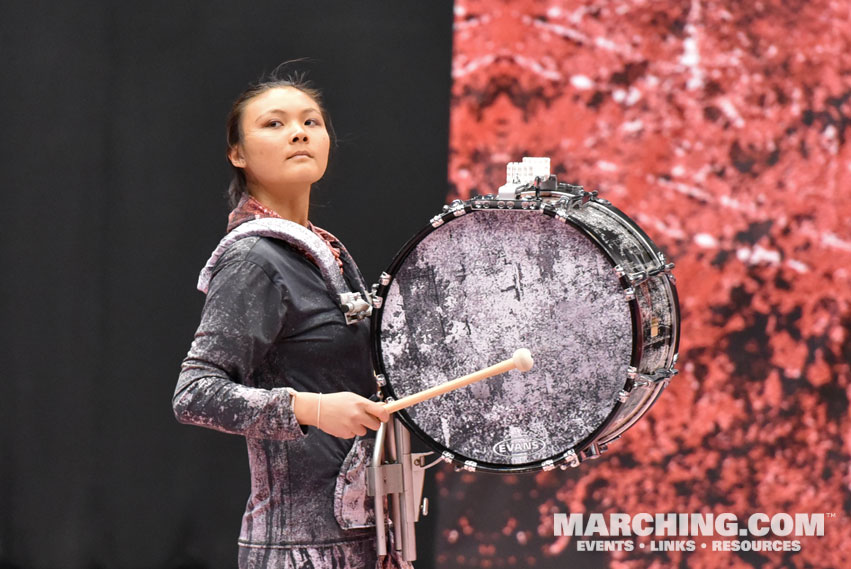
[440,451,455,464]
[624,287,636,301]
[628,366,679,388]
[431,202,467,228]
[629,262,676,286]
[369,283,384,309]
[375,373,387,387]
[659,262,677,284]
[559,449,581,469]
[631,375,652,388]
[659,366,679,385]
[541,202,572,223]
[379,271,392,286]
[553,191,595,214]
[454,459,477,472]
[627,271,648,285]
[541,459,555,471]
[657,365,679,379]
[655,252,677,281]
[583,442,608,460]
[443,199,468,217]
[617,390,629,403]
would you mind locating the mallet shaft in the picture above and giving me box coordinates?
[384,356,522,414]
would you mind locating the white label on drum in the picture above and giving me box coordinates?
[492,436,547,458]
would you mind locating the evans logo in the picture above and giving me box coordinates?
[493,436,546,457]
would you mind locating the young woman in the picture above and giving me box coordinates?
[172,64,409,569]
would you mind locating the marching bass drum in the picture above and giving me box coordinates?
[370,187,680,473]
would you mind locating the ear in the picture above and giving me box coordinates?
[227,145,246,168]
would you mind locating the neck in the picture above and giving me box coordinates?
[249,184,311,227]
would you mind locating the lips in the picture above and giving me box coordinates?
[287,150,312,159]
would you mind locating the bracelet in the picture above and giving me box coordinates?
[316,393,322,428]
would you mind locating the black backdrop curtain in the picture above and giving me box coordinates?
[0,2,454,568]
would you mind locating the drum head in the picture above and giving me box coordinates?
[373,209,634,472]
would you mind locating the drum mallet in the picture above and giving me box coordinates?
[383,348,534,413]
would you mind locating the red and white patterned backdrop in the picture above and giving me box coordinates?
[435,1,851,567]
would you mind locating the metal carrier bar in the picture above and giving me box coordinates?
[369,421,389,556]
[367,414,432,562]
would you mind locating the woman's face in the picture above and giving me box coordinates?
[228,86,330,193]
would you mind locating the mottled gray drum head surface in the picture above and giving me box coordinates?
[377,210,633,467]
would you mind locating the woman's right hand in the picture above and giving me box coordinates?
[290,391,390,439]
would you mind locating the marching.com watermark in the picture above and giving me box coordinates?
[553,512,832,553]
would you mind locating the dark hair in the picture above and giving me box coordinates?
[225,59,337,208]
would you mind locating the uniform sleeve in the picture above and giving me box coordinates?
[172,258,308,440]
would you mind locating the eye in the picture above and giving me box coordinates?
[306,118,322,126]
[266,119,283,127]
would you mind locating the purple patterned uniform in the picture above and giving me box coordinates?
[172,217,405,569]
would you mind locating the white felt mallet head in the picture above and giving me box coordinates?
[512,348,534,372]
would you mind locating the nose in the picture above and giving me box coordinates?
[291,121,308,142]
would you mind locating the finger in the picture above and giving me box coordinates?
[369,401,391,422]
[362,414,381,432]
[355,426,367,437]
